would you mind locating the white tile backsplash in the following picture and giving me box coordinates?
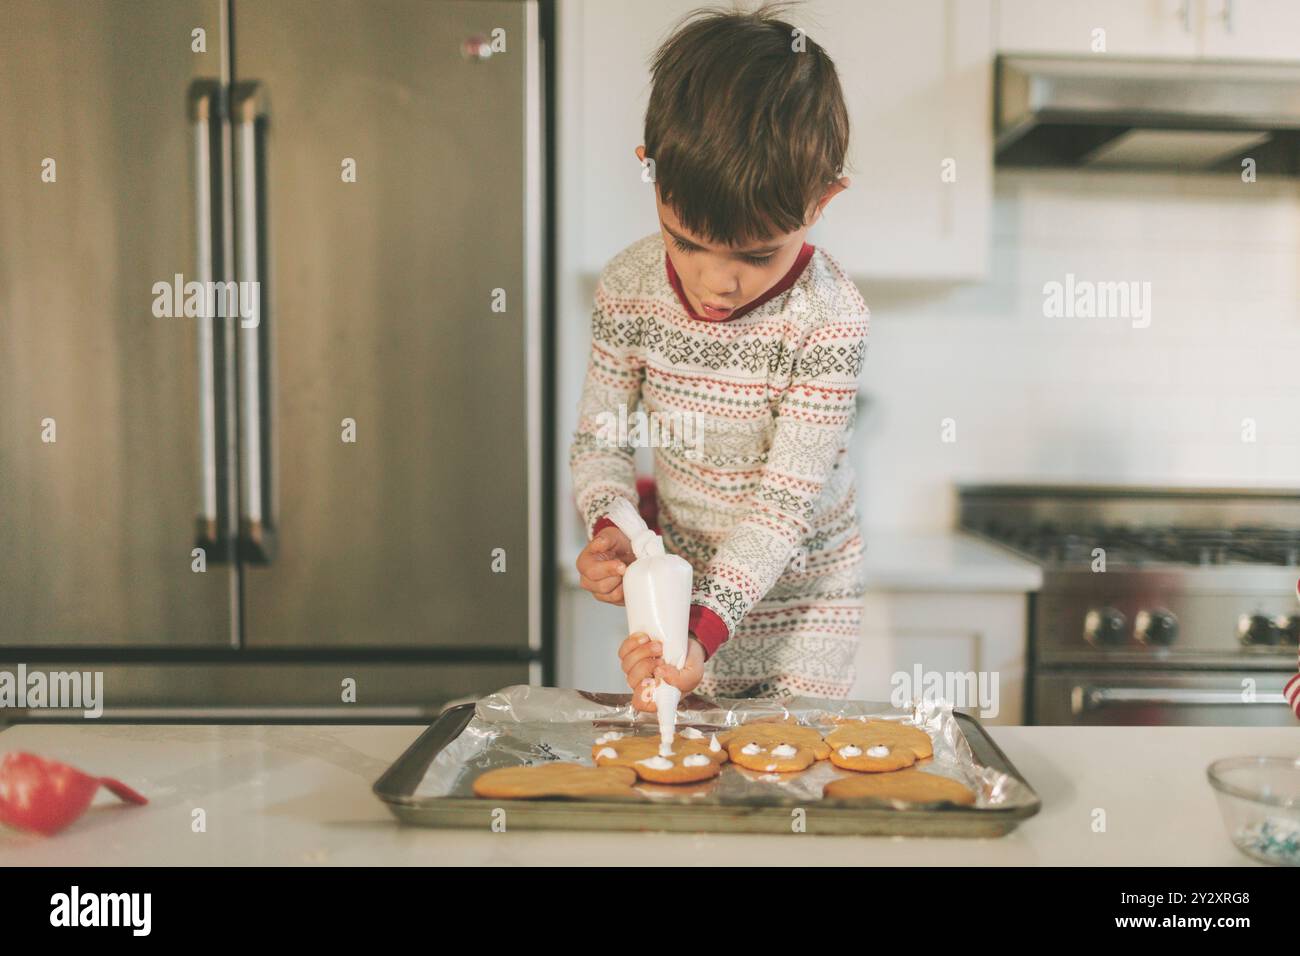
[854,170,1300,531]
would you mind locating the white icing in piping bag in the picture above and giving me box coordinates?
[606,497,694,756]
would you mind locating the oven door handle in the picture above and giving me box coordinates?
[1072,686,1289,714]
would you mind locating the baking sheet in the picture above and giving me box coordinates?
[408,685,1038,812]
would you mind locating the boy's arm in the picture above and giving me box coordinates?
[689,310,869,658]
[569,284,644,537]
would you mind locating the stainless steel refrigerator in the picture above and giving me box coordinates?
[0,0,549,718]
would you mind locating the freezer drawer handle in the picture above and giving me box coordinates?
[231,81,275,563]
[1072,685,1289,714]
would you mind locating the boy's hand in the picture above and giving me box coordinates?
[619,632,662,712]
[576,526,634,606]
[618,633,706,713]
[654,637,706,701]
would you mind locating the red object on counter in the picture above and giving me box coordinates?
[0,751,147,836]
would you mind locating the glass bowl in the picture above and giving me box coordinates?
[1207,756,1300,866]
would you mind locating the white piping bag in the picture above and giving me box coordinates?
[606,497,694,755]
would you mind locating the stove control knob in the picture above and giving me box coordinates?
[1277,614,1300,646]
[1084,607,1127,646]
[1135,608,1178,646]
[1238,613,1281,647]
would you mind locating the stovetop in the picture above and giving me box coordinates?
[977,523,1300,570]
[960,485,1300,664]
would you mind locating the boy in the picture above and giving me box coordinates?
[571,3,868,711]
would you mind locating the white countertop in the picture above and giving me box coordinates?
[0,720,1287,865]
[860,530,1042,592]
[562,529,1042,593]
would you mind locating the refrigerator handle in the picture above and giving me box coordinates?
[231,81,275,563]
[188,80,224,558]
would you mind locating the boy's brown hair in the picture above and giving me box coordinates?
[644,2,849,247]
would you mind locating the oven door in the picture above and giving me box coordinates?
[1034,670,1295,726]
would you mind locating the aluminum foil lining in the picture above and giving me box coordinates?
[413,685,1038,809]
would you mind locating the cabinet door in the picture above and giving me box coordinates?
[0,0,237,647]
[558,582,630,693]
[853,591,1027,725]
[810,0,992,279]
[996,0,1200,57]
[1200,0,1300,59]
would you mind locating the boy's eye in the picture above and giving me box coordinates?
[671,235,774,267]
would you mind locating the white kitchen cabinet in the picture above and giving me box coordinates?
[809,0,992,279]
[1199,0,1300,59]
[997,0,1300,60]
[851,590,1029,726]
[560,0,993,281]
[558,575,632,694]
[996,0,1199,57]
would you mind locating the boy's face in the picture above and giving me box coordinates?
[638,146,846,321]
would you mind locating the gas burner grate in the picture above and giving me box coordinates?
[981,523,1300,568]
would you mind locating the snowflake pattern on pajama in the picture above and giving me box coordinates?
[570,234,870,699]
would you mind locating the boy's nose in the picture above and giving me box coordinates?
[702,272,741,299]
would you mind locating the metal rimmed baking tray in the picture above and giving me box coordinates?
[373,686,1041,837]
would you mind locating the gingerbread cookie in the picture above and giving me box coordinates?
[472,762,639,800]
[592,733,727,784]
[825,719,933,772]
[822,768,975,806]
[718,722,830,773]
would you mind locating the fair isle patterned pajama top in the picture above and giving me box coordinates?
[570,233,870,700]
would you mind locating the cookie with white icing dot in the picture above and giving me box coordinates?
[718,723,829,773]
[825,719,933,772]
[591,734,727,784]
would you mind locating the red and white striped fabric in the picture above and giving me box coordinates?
[1289,578,1300,719]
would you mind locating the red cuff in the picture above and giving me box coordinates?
[689,604,730,660]
[591,515,616,538]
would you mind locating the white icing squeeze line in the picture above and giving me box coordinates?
[635,755,674,771]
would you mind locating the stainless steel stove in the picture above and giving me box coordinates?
[960,485,1300,726]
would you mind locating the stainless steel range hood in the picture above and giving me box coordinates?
[995,55,1300,173]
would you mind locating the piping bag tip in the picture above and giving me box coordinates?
[653,682,682,754]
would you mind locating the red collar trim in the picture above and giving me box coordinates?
[665,241,815,322]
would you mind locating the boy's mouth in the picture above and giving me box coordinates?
[700,301,736,320]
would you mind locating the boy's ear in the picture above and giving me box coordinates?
[808,176,850,226]
[635,145,647,163]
